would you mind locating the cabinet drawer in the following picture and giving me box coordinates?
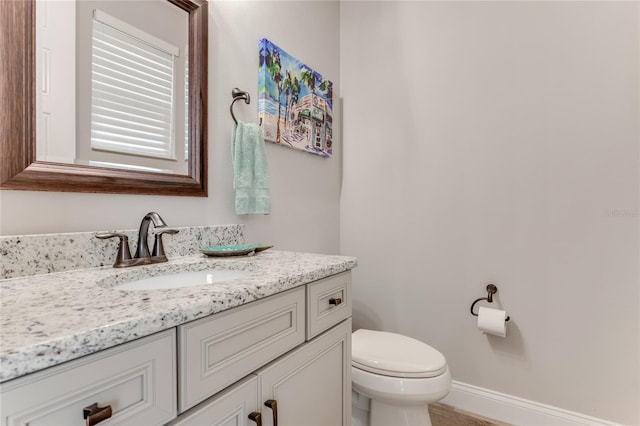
[0,329,177,426]
[178,286,305,412]
[306,271,352,339]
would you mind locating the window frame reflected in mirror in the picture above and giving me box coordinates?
[0,0,208,196]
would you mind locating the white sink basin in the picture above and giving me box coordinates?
[114,269,251,291]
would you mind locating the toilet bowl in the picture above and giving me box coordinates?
[351,329,451,426]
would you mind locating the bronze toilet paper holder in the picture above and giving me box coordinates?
[470,284,510,321]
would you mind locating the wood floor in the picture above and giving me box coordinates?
[429,403,511,426]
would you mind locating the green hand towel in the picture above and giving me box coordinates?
[232,122,271,215]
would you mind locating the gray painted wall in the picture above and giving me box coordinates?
[340,2,639,424]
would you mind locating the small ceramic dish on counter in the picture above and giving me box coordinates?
[200,244,273,257]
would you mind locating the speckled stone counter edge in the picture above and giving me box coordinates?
[0,251,358,382]
[0,225,244,279]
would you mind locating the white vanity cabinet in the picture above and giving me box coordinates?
[0,271,353,426]
[0,329,177,426]
[174,271,353,426]
[172,319,351,426]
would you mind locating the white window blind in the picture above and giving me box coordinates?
[90,10,179,159]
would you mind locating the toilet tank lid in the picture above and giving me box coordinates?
[352,329,447,378]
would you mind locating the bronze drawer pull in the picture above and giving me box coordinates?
[264,399,278,426]
[83,402,112,426]
[329,297,342,306]
[248,411,262,426]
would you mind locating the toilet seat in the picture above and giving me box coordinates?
[352,329,447,378]
[352,364,452,404]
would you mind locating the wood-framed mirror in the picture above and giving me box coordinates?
[0,0,208,196]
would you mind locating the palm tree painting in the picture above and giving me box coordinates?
[258,38,333,157]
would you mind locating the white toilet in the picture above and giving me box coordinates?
[351,329,452,426]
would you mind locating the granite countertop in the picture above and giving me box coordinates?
[0,250,357,383]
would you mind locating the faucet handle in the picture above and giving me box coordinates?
[152,229,179,258]
[96,233,132,267]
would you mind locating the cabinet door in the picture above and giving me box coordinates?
[257,320,352,426]
[170,376,258,426]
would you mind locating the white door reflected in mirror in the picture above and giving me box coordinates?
[35,0,190,175]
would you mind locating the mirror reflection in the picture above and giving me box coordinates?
[36,0,190,175]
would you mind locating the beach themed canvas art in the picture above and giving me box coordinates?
[258,38,333,157]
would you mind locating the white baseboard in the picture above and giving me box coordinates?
[441,381,622,426]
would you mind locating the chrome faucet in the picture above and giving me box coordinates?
[134,212,167,259]
[96,212,179,268]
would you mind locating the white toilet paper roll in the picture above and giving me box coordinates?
[477,306,507,337]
